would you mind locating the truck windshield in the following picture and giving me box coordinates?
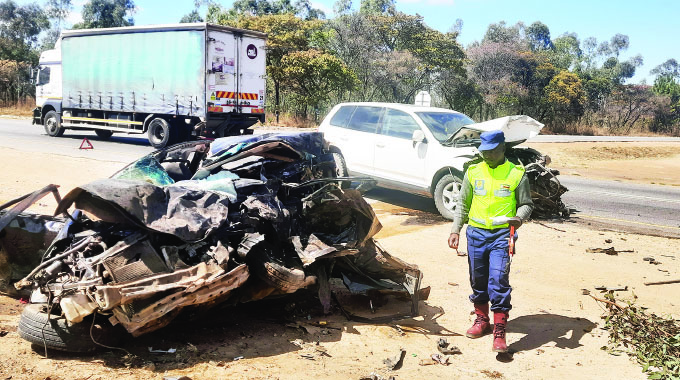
[415,112,475,142]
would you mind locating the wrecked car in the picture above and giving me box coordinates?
[319,103,567,219]
[9,132,423,352]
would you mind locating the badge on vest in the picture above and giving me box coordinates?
[494,183,511,197]
[474,180,486,195]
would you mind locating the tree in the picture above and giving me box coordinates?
[651,59,680,79]
[0,0,49,63]
[526,21,552,51]
[74,0,135,29]
[180,9,203,23]
[544,70,586,127]
[280,49,356,117]
[359,0,395,15]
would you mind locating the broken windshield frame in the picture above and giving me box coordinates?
[414,111,475,143]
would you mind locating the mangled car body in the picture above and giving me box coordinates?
[11,132,422,351]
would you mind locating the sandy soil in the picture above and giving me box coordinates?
[0,141,679,380]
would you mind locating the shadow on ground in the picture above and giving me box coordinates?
[508,313,597,353]
[31,291,455,373]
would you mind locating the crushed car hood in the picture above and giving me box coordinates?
[451,115,544,147]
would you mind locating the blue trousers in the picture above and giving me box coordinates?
[466,226,514,312]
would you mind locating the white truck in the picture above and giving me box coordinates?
[33,23,267,148]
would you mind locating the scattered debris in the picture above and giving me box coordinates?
[0,330,7,337]
[593,291,680,379]
[437,338,461,355]
[644,279,680,286]
[535,222,566,232]
[594,286,628,291]
[163,377,192,380]
[448,282,459,287]
[481,369,504,378]
[148,347,176,354]
[233,356,244,361]
[586,247,634,255]
[431,353,451,366]
[383,348,406,370]
[581,289,591,295]
[643,257,662,265]
[605,239,613,243]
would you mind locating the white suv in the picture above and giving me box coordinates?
[318,102,543,219]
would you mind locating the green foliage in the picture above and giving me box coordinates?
[180,9,203,23]
[598,292,680,380]
[544,70,586,124]
[280,49,356,115]
[0,0,49,64]
[74,0,135,29]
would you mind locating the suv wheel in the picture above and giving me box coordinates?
[434,174,462,220]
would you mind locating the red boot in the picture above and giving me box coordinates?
[492,311,509,353]
[466,304,491,338]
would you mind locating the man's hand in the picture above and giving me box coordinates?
[507,217,522,229]
[448,233,459,250]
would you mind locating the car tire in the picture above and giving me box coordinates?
[246,242,314,293]
[94,129,113,139]
[332,152,350,189]
[18,304,122,353]
[434,173,462,220]
[147,118,173,149]
[43,111,65,137]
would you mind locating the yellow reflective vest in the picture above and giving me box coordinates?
[467,160,525,229]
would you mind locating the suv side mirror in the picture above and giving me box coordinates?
[412,130,426,147]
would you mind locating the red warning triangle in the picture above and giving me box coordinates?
[79,138,94,150]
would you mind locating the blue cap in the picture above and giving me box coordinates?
[478,130,505,151]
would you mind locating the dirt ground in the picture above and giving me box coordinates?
[1,140,679,380]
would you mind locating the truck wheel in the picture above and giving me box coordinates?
[43,111,64,137]
[434,174,462,220]
[95,130,113,139]
[18,304,122,353]
[147,118,173,149]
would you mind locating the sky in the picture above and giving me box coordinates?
[50,0,680,83]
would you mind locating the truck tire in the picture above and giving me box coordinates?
[43,111,65,137]
[147,118,173,149]
[18,304,122,353]
[95,129,113,139]
[434,174,462,220]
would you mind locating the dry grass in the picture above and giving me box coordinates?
[0,98,34,117]
[262,112,318,129]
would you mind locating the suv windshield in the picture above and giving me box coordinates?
[415,112,475,142]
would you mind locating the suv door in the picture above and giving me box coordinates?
[372,108,427,188]
[327,105,384,175]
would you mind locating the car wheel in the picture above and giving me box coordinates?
[434,174,462,220]
[331,152,350,189]
[147,118,173,149]
[246,242,315,293]
[43,111,64,137]
[18,304,122,353]
[94,129,113,139]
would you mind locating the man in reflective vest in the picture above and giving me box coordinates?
[447,130,534,353]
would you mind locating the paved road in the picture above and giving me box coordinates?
[0,117,153,163]
[560,175,680,238]
[2,118,679,238]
